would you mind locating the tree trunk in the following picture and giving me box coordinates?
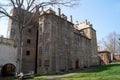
[17,25,23,73]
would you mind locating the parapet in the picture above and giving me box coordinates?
[74,19,93,30]
[46,8,56,14]
[0,36,14,45]
[40,8,73,23]
[80,19,92,26]
[61,14,67,20]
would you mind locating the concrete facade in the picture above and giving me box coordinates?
[0,36,17,75]
[7,8,99,74]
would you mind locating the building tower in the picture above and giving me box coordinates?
[7,8,38,73]
[74,20,99,66]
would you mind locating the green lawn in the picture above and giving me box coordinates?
[7,62,120,80]
[57,62,120,80]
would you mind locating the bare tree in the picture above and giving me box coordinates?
[0,0,80,73]
[99,32,120,61]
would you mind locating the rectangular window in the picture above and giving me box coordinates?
[39,24,42,32]
[12,21,17,25]
[64,38,69,45]
[44,60,49,67]
[39,59,41,67]
[39,47,42,54]
[27,39,31,44]
[26,50,30,56]
[45,44,49,54]
[64,28,68,35]
[45,23,50,31]
[10,29,16,36]
[44,33,50,41]
[28,28,32,33]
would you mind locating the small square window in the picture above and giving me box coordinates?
[28,28,32,33]
[26,51,30,56]
[11,29,16,36]
[27,39,31,44]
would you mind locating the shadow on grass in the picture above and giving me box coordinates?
[34,62,120,76]
[18,62,120,80]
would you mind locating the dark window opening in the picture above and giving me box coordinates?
[39,47,42,54]
[27,39,31,44]
[28,28,32,33]
[26,51,30,56]
[11,29,16,36]
[45,44,49,54]
[44,60,49,67]
[39,59,41,67]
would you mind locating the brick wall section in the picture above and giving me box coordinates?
[98,51,111,65]
[114,55,120,61]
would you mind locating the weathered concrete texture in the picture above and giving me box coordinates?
[0,37,17,74]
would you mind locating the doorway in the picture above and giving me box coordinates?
[75,60,79,69]
[1,63,16,76]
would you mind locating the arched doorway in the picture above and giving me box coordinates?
[75,60,79,69]
[1,63,16,76]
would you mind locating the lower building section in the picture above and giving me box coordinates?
[36,54,99,74]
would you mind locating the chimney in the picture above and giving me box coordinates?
[85,19,87,24]
[58,8,61,16]
[70,15,73,23]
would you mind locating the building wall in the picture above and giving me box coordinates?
[98,51,111,65]
[8,8,99,74]
[37,9,99,74]
[0,37,17,74]
[72,33,91,68]
[37,10,74,74]
[114,55,120,61]
[7,8,38,73]
[75,20,99,66]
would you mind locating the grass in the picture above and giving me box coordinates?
[3,62,120,80]
[57,62,120,80]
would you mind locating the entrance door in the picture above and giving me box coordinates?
[75,60,79,69]
[1,63,16,76]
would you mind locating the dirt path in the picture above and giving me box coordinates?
[39,73,78,80]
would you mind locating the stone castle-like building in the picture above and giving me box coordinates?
[7,8,98,74]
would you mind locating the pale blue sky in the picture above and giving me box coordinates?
[0,0,120,41]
